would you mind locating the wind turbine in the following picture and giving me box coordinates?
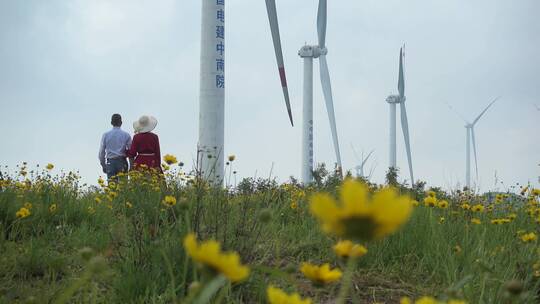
[351,144,374,179]
[448,97,500,189]
[298,0,342,184]
[198,0,293,182]
[386,47,414,185]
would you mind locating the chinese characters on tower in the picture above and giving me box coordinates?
[215,0,225,89]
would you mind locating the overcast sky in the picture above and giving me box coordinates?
[1,0,539,191]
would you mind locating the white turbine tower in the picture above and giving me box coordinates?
[351,144,374,179]
[198,0,293,183]
[463,97,499,189]
[299,0,342,184]
[386,47,414,185]
[447,97,500,189]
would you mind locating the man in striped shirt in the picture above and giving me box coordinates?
[98,114,132,181]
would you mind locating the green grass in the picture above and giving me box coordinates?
[0,165,538,303]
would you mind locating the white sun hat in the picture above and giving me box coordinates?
[133,115,158,133]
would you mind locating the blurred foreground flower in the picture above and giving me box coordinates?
[300,262,342,285]
[183,233,249,282]
[333,240,367,258]
[267,286,311,304]
[310,179,413,241]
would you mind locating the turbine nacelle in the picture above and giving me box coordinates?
[386,95,405,104]
[298,45,327,58]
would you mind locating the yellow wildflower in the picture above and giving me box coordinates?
[16,207,31,219]
[424,196,437,207]
[94,197,102,204]
[400,298,413,304]
[24,202,32,209]
[453,245,462,254]
[162,196,177,207]
[533,262,540,277]
[532,189,540,196]
[491,218,510,225]
[163,154,178,165]
[88,206,95,214]
[126,202,133,208]
[46,163,54,170]
[267,286,311,304]
[49,204,57,213]
[333,240,368,258]
[183,233,249,282]
[438,200,449,209]
[461,203,471,210]
[471,218,481,225]
[300,262,342,285]
[471,204,484,212]
[228,155,236,162]
[310,180,413,241]
[290,201,298,210]
[521,232,537,243]
[427,190,436,198]
[411,200,419,207]
[439,217,445,224]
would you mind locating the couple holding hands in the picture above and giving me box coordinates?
[98,113,162,181]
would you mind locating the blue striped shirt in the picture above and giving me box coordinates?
[98,127,132,166]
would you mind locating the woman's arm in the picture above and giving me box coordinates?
[127,134,138,159]
[154,134,162,172]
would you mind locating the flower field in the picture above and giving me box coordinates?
[0,160,539,303]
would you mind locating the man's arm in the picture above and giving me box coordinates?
[125,133,134,170]
[98,134,106,173]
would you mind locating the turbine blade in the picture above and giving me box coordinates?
[473,96,500,125]
[362,150,375,167]
[350,143,361,162]
[264,0,294,126]
[317,0,327,48]
[444,101,468,124]
[399,102,414,184]
[319,55,342,170]
[398,48,405,99]
[471,127,479,180]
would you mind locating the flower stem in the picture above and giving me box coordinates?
[336,257,358,304]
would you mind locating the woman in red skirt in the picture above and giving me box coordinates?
[128,115,162,173]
